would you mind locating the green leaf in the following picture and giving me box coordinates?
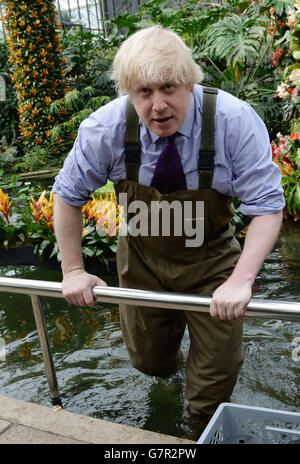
[82,246,94,257]
[202,13,265,69]
[109,243,117,253]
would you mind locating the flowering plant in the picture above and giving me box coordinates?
[271,133,300,220]
[0,183,122,268]
[1,0,67,149]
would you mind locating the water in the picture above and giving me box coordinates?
[0,222,299,441]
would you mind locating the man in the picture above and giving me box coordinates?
[52,26,284,427]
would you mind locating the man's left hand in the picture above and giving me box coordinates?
[210,279,252,320]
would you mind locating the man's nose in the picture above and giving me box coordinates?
[152,93,167,113]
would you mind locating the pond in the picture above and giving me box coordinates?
[0,221,299,441]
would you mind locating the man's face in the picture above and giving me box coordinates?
[128,81,194,137]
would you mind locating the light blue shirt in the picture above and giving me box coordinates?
[52,84,285,216]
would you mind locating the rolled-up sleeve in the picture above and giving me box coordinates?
[52,98,127,206]
[227,103,285,216]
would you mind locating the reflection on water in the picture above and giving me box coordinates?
[0,222,299,441]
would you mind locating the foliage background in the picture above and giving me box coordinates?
[0,0,299,264]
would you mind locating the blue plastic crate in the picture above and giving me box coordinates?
[198,403,300,444]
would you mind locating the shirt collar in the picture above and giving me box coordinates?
[147,93,195,144]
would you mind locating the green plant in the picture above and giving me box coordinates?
[0,136,20,176]
[272,133,300,220]
[107,0,294,133]
[61,28,117,96]
[1,0,67,149]
[0,182,120,267]
[0,41,19,142]
[48,89,112,160]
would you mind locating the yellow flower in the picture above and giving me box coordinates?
[0,189,12,222]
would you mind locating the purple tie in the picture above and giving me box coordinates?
[150,134,187,194]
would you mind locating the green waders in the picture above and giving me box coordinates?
[114,88,244,420]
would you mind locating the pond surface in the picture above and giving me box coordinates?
[0,222,299,441]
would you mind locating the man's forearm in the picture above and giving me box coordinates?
[53,193,84,274]
[210,211,283,319]
[230,210,283,285]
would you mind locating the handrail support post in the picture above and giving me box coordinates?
[30,294,62,408]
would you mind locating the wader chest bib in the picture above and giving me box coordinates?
[114,88,244,419]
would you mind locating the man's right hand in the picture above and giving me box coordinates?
[62,268,107,307]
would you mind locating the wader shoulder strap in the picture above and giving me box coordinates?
[125,97,140,182]
[198,87,218,189]
[125,89,218,186]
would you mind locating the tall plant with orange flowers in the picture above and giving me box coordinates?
[1,0,67,149]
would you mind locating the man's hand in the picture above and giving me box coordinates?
[210,211,283,321]
[210,279,252,320]
[62,268,107,307]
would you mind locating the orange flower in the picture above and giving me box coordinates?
[0,189,12,222]
[17,105,26,114]
[30,191,46,222]
[41,203,53,230]
[30,192,54,231]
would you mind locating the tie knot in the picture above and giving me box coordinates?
[165,134,176,146]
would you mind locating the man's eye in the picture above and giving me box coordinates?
[141,88,150,93]
[164,84,173,90]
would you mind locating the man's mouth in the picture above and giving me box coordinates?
[154,116,173,123]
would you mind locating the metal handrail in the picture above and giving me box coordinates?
[1,276,300,408]
[1,276,300,320]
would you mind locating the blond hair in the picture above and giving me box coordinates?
[111,25,204,95]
